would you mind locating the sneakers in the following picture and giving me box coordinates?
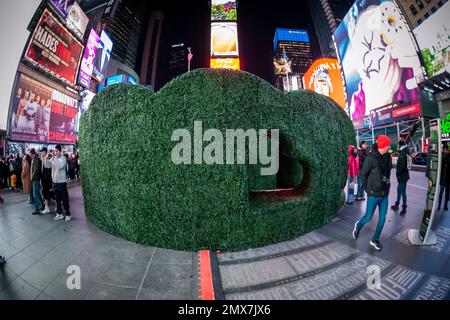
[32,210,42,215]
[53,214,64,221]
[399,206,407,216]
[41,203,51,214]
[370,240,383,251]
[65,216,72,222]
[352,221,360,240]
[391,203,399,211]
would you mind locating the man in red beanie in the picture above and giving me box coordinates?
[353,134,391,251]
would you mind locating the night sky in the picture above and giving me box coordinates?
[148,0,321,84]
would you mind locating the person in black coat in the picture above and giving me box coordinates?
[356,141,369,200]
[438,144,450,211]
[391,140,410,215]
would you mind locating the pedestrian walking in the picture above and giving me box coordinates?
[21,154,33,204]
[391,140,410,215]
[346,145,360,204]
[52,145,71,221]
[30,148,43,215]
[356,141,369,201]
[352,135,392,251]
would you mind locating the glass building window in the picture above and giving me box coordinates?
[409,4,418,15]
[416,0,424,9]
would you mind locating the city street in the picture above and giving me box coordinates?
[0,170,449,300]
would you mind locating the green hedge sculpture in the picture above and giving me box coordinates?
[79,69,355,251]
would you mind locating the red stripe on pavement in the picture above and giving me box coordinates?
[198,250,215,300]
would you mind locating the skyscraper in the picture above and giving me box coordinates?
[210,0,240,70]
[307,0,352,57]
[140,11,164,90]
[396,0,448,29]
[168,43,189,82]
[273,28,313,91]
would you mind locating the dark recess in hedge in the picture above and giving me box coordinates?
[79,69,354,251]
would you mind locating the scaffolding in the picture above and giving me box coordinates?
[355,117,430,152]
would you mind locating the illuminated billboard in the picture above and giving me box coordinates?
[413,1,450,78]
[273,54,292,76]
[210,58,240,70]
[10,73,78,144]
[92,30,113,85]
[302,58,345,109]
[78,29,100,88]
[211,22,239,57]
[211,0,237,21]
[333,0,424,126]
[24,9,84,86]
[66,1,89,39]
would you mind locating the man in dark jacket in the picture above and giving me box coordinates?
[438,144,450,211]
[391,140,410,215]
[356,141,369,201]
[353,135,392,251]
[30,148,43,215]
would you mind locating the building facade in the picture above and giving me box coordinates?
[396,0,448,28]
[273,28,313,91]
[168,43,189,82]
[307,0,352,57]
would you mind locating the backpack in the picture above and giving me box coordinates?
[406,154,413,171]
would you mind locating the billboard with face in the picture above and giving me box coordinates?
[211,0,237,21]
[211,22,239,57]
[333,0,424,126]
[78,29,100,88]
[92,30,113,84]
[48,89,78,144]
[413,1,450,78]
[302,58,346,109]
[24,9,83,86]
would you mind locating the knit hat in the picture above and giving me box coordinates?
[377,135,391,149]
[30,148,36,156]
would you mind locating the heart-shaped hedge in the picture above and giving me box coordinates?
[79,69,355,251]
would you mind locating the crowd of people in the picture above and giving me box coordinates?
[0,145,78,219]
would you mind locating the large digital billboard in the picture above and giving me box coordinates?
[303,58,346,109]
[78,29,100,88]
[413,1,450,78]
[333,0,424,127]
[66,1,89,39]
[211,22,239,57]
[10,74,78,144]
[210,58,240,70]
[211,0,237,21]
[24,9,83,86]
[92,30,113,85]
[48,0,75,20]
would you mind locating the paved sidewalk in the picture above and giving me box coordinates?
[0,170,449,300]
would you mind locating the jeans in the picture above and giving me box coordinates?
[438,184,449,209]
[54,183,70,216]
[356,196,389,241]
[32,180,42,210]
[356,175,365,199]
[28,192,33,203]
[396,182,407,207]
[347,174,356,204]
[41,177,52,202]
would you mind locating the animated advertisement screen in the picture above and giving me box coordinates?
[333,0,424,127]
[92,30,113,85]
[211,22,239,57]
[25,9,83,86]
[302,58,346,109]
[78,29,100,88]
[211,0,237,21]
[413,1,450,78]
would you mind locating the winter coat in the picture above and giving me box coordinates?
[360,148,390,197]
[31,157,42,181]
[347,145,360,179]
[440,153,450,186]
[21,160,32,193]
[359,148,368,170]
[396,146,410,183]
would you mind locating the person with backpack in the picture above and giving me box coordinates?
[438,144,450,211]
[391,140,410,215]
[353,135,392,251]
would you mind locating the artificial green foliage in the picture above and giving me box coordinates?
[79,69,353,251]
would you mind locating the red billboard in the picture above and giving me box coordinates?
[24,9,83,86]
[10,74,78,145]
